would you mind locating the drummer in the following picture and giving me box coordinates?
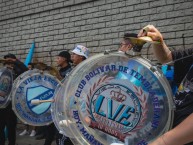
[0,53,28,145]
[43,51,73,145]
[55,50,74,145]
[118,33,144,53]
[56,45,89,145]
[138,25,193,145]
[65,45,89,144]
[47,46,89,145]
[57,51,72,77]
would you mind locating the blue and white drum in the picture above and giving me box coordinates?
[0,67,13,108]
[12,69,60,126]
[51,79,67,134]
[56,52,175,145]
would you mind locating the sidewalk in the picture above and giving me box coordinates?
[5,122,56,145]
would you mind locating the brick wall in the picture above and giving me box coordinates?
[0,0,193,65]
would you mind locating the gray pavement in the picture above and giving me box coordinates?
[5,122,56,145]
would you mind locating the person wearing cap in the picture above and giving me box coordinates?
[118,33,144,53]
[71,45,89,66]
[3,53,28,78]
[42,51,73,145]
[0,53,28,145]
[53,45,89,145]
[55,51,73,145]
[56,50,72,78]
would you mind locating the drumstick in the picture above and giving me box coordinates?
[31,99,54,105]
[59,120,73,127]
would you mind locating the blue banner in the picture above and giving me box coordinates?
[24,41,35,66]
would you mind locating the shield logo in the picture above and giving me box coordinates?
[26,85,54,115]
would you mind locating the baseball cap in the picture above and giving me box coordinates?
[123,33,146,46]
[71,45,89,58]
[4,53,16,59]
[58,51,72,63]
[123,33,138,38]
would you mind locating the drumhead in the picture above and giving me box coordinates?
[12,69,60,126]
[59,52,174,144]
[0,67,13,108]
[51,79,69,134]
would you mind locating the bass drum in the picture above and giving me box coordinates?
[51,79,69,134]
[56,52,175,145]
[51,77,80,145]
[0,67,13,108]
[12,69,60,126]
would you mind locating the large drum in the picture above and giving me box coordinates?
[0,67,13,108]
[51,79,66,133]
[12,69,60,126]
[53,52,175,145]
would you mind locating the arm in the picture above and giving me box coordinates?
[138,25,172,64]
[149,113,193,145]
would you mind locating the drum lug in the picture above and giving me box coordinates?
[150,65,157,72]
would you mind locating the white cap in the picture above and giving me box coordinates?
[71,45,89,58]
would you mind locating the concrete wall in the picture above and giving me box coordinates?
[0,0,193,64]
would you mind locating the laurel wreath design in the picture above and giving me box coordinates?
[86,75,114,118]
[85,76,148,138]
[125,85,148,135]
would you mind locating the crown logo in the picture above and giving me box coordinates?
[110,88,126,102]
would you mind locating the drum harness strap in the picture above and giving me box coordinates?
[163,53,193,65]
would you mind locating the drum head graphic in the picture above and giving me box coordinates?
[61,52,174,145]
[0,67,13,108]
[12,69,60,126]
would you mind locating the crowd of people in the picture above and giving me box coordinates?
[0,25,192,145]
